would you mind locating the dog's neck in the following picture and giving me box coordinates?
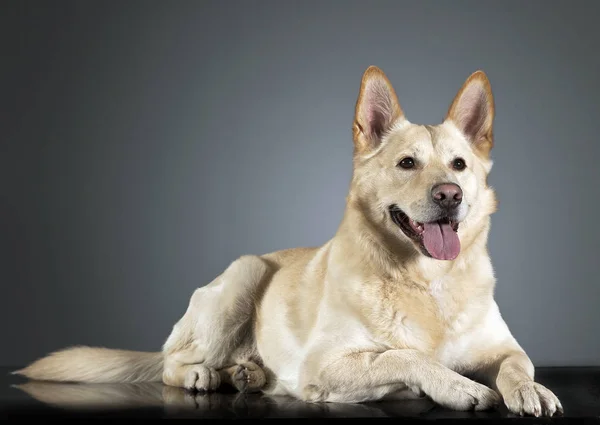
[333,199,493,285]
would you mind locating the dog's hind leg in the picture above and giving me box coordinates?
[162,348,221,392]
[161,255,273,392]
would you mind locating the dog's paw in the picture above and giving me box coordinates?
[410,385,425,398]
[232,362,266,393]
[502,381,563,417]
[302,384,329,402]
[428,376,500,411]
[183,365,221,392]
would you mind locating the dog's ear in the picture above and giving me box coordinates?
[445,71,495,156]
[353,66,405,155]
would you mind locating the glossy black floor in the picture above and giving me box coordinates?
[1,366,599,421]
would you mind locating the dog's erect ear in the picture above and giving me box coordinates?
[353,66,405,155]
[445,71,495,156]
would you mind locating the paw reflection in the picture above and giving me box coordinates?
[12,381,447,418]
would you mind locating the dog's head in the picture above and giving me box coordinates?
[349,66,497,261]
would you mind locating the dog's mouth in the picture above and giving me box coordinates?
[389,206,461,261]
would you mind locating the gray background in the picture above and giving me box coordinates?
[1,0,598,367]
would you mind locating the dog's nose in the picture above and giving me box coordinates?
[432,183,463,210]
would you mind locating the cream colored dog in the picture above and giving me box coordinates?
[15,66,563,417]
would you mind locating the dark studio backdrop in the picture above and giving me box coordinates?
[1,0,599,368]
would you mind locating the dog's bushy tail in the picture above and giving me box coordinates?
[12,346,163,384]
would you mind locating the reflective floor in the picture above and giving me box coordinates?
[1,367,599,420]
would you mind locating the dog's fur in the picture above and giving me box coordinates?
[15,67,563,417]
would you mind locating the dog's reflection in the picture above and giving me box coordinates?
[13,381,439,418]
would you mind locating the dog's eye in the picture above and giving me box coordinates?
[398,157,415,169]
[452,158,466,171]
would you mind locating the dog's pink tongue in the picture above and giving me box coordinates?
[422,222,460,260]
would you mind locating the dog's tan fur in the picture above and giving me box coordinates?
[15,67,563,417]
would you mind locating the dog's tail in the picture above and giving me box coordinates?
[11,346,163,384]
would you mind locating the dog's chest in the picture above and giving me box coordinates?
[428,278,461,321]
[375,277,475,355]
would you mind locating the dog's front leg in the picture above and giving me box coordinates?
[301,348,499,410]
[477,350,563,417]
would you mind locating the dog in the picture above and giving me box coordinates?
[14,66,563,417]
